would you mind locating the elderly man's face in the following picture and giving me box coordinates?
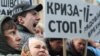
[29,39,49,56]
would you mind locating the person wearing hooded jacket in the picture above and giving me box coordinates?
[0,15,21,56]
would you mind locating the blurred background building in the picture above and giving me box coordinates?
[83,0,100,6]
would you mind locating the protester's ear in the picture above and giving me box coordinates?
[26,51,32,56]
[21,51,32,56]
[21,50,27,56]
[18,16,24,24]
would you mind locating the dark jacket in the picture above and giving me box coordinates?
[0,16,20,56]
[17,24,34,49]
[67,42,95,56]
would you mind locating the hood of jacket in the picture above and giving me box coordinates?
[0,15,20,55]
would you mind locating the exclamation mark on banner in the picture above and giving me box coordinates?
[84,7,86,22]
[86,5,90,22]
[79,20,82,33]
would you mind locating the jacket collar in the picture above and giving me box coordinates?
[17,24,31,33]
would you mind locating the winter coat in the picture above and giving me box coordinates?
[17,24,34,49]
[88,46,100,56]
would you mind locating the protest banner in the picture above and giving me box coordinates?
[44,0,100,39]
[0,0,32,16]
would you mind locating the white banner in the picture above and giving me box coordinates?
[0,0,32,16]
[44,0,100,39]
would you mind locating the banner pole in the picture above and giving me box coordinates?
[84,38,89,56]
[63,38,67,56]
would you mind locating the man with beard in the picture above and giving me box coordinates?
[46,38,63,56]
[12,2,43,49]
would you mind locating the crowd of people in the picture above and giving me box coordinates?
[0,1,100,56]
